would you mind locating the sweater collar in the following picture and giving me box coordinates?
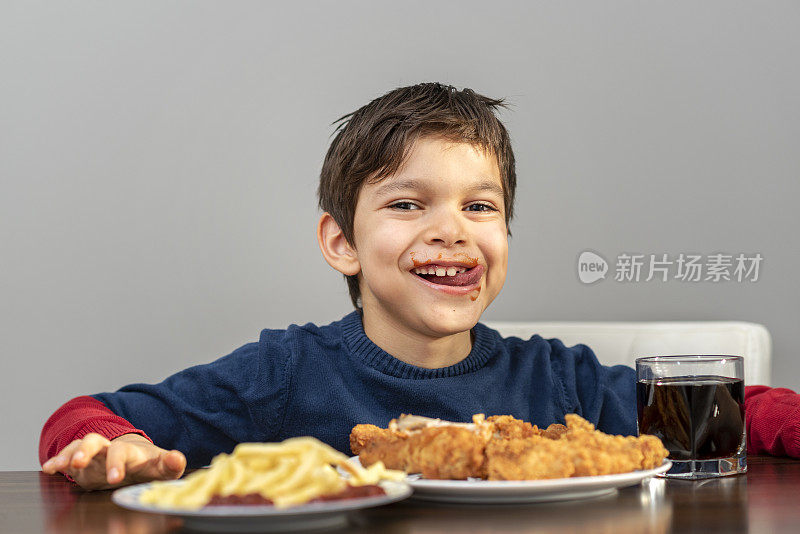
[340,310,497,379]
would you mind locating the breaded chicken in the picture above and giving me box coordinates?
[541,423,568,440]
[486,414,669,479]
[561,414,668,475]
[485,415,541,439]
[350,424,410,472]
[405,426,491,479]
[485,435,576,480]
[352,415,492,479]
[350,413,669,481]
[350,424,398,456]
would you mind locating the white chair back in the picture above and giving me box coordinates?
[482,321,772,386]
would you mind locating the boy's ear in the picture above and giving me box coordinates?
[316,212,361,276]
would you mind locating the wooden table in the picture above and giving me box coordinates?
[2,456,797,533]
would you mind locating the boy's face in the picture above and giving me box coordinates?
[351,136,509,338]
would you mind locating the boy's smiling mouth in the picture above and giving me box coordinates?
[407,252,485,294]
[409,263,485,293]
[411,264,482,286]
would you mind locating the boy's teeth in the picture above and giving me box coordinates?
[412,266,468,276]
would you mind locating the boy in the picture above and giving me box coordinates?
[40,83,800,490]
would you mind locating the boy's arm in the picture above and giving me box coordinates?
[42,336,290,469]
[744,385,800,457]
[88,339,289,467]
[38,395,151,467]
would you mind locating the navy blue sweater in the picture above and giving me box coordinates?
[92,311,637,468]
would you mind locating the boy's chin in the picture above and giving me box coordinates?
[415,307,483,337]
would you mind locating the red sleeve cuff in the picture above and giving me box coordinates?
[39,396,151,471]
[745,385,800,458]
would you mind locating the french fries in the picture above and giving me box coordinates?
[139,437,404,509]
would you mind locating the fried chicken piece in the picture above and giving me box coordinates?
[405,426,491,479]
[541,423,568,440]
[485,415,541,439]
[561,414,668,476]
[486,414,669,479]
[352,414,493,478]
[638,434,671,470]
[350,424,395,455]
[484,415,567,440]
[350,413,669,481]
[350,424,409,471]
[486,436,576,480]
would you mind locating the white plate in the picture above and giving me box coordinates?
[112,479,411,533]
[350,457,671,504]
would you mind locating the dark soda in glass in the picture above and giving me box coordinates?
[637,375,745,461]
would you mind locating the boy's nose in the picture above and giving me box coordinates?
[423,210,468,247]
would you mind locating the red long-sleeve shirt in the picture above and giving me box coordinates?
[744,385,800,456]
[38,395,153,466]
[39,385,800,467]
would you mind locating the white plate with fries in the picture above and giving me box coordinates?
[113,478,411,532]
[350,457,671,504]
[112,438,411,533]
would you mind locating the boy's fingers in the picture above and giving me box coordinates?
[43,440,81,473]
[70,433,111,469]
[159,450,186,478]
[105,443,131,485]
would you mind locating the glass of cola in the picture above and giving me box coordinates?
[636,355,746,478]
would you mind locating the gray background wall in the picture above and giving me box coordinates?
[2,1,797,470]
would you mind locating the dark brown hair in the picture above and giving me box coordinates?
[318,82,516,309]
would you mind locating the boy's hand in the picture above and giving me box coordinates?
[41,433,187,490]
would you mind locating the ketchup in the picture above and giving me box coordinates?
[205,484,385,506]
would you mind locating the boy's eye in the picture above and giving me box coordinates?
[389,201,419,210]
[465,202,498,212]
[388,201,499,212]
